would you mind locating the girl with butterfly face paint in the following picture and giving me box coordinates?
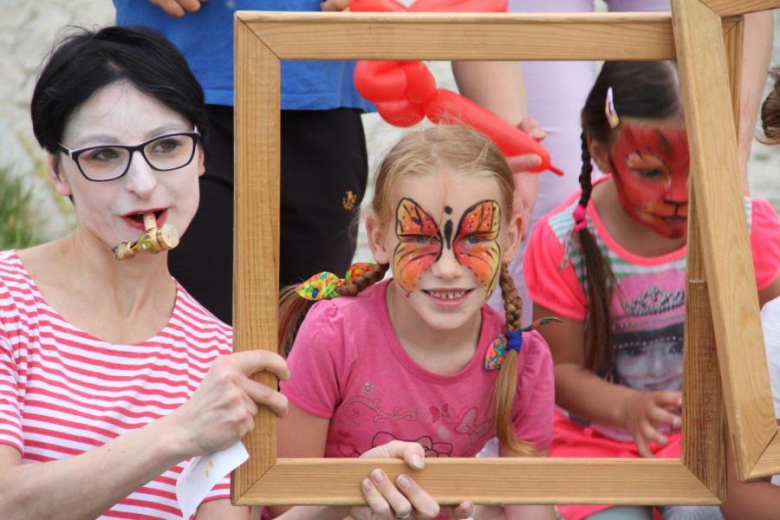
[277,126,556,520]
[523,61,780,520]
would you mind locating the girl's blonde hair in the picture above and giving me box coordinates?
[279,124,536,456]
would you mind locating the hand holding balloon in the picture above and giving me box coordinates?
[350,0,562,176]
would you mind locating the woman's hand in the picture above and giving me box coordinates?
[168,351,290,458]
[621,390,682,458]
[351,441,474,520]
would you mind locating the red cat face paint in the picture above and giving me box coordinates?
[608,122,690,239]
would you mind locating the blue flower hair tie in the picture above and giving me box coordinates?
[484,317,562,371]
[506,330,523,353]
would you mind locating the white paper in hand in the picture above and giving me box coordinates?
[176,441,249,519]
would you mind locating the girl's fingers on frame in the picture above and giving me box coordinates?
[357,479,392,520]
[443,501,475,520]
[394,474,440,519]
[369,470,414,519]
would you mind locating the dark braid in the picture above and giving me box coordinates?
[576,132,615,374]
[278,264,390,357]
[492,263,537,456]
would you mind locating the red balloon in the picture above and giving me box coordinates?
[410,0,507,12]
[351,0,410,12]
[425,89,562,175]
[377,99,426,127]
[353,61,406,103]
[400,61,437,104]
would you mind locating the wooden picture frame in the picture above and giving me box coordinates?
[232,0,780,506]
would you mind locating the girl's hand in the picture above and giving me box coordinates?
[351,441,474,520]
[168,351,290,457]
[621,390,682,458]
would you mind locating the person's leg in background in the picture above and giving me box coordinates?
[169,105,234,324]
[489,0,598,320]
[279,108,369,288]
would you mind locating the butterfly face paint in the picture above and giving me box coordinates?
[453,201,501,298]
[394,198,443,293]
[392,198,501,299]
[609,122,690,239]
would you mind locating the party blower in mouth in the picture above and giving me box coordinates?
[113,213,180,260]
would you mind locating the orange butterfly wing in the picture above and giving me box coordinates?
[393,198,442,293]
[453,200,501,297]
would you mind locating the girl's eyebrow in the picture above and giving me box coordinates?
[656,129,672,154]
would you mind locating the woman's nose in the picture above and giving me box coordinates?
[124,150,158,197]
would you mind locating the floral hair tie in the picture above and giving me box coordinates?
[484,317,562,370]
[296,262,379,301]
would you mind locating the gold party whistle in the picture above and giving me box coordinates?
[113,213,180,260]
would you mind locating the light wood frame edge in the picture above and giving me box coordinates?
[230,5,771,505]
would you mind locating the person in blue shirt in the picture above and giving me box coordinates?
[114,0,376,324]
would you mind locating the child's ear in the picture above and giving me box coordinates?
[502,212,523,263]
[48,154,72,197]
[366,217,391,265]
[587,135,613,174]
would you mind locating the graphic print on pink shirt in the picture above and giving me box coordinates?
[609,271,685,392]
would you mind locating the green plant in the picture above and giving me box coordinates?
[0,167,40,250]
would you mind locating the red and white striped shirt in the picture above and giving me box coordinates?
[0,250,233,519]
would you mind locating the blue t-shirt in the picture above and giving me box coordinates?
[114,0,373,111]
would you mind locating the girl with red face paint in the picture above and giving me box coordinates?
[276,126,556,520]
[523,61,780,520]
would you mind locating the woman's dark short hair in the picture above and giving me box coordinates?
[31,26,208,155]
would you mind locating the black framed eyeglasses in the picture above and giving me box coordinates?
[57,131,200,182]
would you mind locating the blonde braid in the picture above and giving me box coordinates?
[336,263,390,297]
[493,263,537,456]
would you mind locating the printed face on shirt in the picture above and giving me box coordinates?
[381,170,513,332]
[613,324,684,392]
[608,121,690,239]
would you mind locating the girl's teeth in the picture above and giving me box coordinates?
[430,291,466,300]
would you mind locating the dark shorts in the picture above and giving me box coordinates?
[169,105,368,324]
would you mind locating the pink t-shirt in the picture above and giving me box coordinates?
[281,279,554,459]
[524,178,780,440]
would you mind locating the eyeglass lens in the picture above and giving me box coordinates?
[78,134,196,181]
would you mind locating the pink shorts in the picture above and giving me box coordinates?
[550,412,680,520]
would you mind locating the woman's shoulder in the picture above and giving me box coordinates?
[172,282,233,340]
[0,250,33,297]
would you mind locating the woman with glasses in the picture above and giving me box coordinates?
[0,26,474,520]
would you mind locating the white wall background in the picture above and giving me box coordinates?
[1,1,779,251]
